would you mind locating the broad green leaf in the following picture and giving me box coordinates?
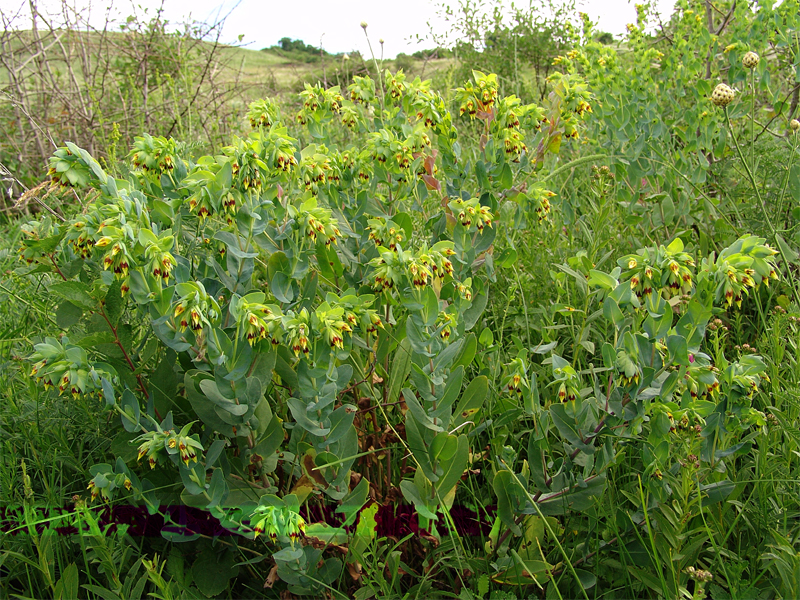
[399,478,437,521]
[192,548,238,597]
[120,389,140,432]
[50,281,95,310]
[452,376,489,429]
[549,403,594,454]
[388,338,412,405]
[452,333,477,368]
[335,476,370,525]
[433,434,468,497]
[55,301,83,329]
[493,471,523,535]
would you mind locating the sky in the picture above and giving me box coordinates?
[5,0,679,58]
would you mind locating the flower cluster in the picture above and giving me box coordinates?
[371,242,458,292]
[492,96,547,161]
[29,337,113,399]
[238,290,383,359]
[134,422,204,469]
[411,84,449,131]
[59,192,159,295]
[47,145,94,188]
[95,230,134,282]
[548,72,592,139]
[726,355,768,400]
[183,167,219,221]
[455,70,498,118]
[348,76,376,106]
[551,358,581,402]
[233,293,283,346]
[681,356,720,401]
[711,83,735,107]
[367,216,405,250]
[436,312,457,340]
[614,348,641,388]
[316,303,354,350]
[686,567,713,583]
[139,228,176,287]
[517,184,556,224]
[299,151,333,194]
[262,128,299,173]
[296,83,344,124]
[291,198,341,247]
[87,462,133,503]
[18,219,57,265]
[327,290,383,337]
[699,235,778,308]
[618,237,695,300]
[385,68,407,100]
[247,98,281,129]
[502,356,530,395]
[172,282,221,333]
[229,138,269,192]
[340,105,360,130]
[130,135,180,177]
[285,309,312,356]
[251,505,306,546]
[448,197,494,232]
[367,129,415,172]
[742,51,759,69]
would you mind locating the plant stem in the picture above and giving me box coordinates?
[724,107,800,305]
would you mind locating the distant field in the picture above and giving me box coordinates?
[1,28,455,99]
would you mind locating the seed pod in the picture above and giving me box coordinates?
[742,51,759,69]
[711,83,735,107]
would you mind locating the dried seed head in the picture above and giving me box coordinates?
[711,83,735,107]
[742,51,759,69]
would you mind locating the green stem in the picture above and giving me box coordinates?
[775,132,799,229]
[538,153,608,184]
[725,107,800,305]
[500,464,591,600]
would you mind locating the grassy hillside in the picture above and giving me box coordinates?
[0,26,454,191]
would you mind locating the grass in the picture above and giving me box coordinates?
[1,28,455,98]
[3,6,800,598]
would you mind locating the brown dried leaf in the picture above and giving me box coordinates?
[264,564,279,588]
[303,452,328,487]
[346,561,363,581]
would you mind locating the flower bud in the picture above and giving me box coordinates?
[360,21,368,29]
[791,119,800,133]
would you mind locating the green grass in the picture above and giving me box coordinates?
[3,6,800,598]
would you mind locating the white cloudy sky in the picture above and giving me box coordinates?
[4,0,678,57]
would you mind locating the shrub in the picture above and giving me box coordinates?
[15,55,786,599]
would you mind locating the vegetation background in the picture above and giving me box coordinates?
[2,0,800,598]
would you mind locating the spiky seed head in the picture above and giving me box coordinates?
[711,83,735,107]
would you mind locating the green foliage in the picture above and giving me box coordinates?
[5,0,800,597]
